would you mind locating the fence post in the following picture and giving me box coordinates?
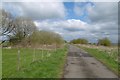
[17,49,20,71]
[33,48,35,62]
[42,50,43,60]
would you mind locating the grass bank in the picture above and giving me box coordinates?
[2,46,67,78]
[78,46,119,76]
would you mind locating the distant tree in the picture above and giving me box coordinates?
[97,38,111,46]
[93,43,97,45]
[70,38,88,44]
[64,40,67,43]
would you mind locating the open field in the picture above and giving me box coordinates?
[76,44,119,76]
[2,47,67,78]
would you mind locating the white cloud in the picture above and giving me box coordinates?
[34,19,90,41]
[34,18,118,43]
[73,2,118,43]
[3,2,66,20]
[34,19,88,32]
[88,2,118,23]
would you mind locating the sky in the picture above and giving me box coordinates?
[1,0,119,43]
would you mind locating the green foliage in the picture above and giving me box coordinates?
[64,40,67,43]
[9,32,26,45]
[26,30,64,46]
[70,38,88,44]
[97,38,111,46]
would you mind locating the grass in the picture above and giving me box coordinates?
[78,46,119,76]
[0,47,2,79]
[2,47,67,78]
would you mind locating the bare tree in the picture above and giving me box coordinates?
[0,9,14,44]
[13,17,36,37]
[9,17,37,45]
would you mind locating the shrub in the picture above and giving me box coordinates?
[24,30,64,47]
[70,38,88,44]
[97,38,111,46]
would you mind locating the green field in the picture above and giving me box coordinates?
[79,46,119,76]
[2,47,67,78]
[0,47,2,79]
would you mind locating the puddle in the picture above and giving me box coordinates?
[91,62,96,65]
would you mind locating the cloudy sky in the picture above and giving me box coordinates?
[2,0,119,43]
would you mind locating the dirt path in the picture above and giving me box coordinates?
[63,45,118,78]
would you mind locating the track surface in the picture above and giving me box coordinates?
[63,45,118,78]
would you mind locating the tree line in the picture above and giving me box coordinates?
[0,9,64,47]
[70,38,112,46]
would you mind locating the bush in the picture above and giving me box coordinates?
[24,30,64,47]
[70,38,88,44]
[97,38,111,46]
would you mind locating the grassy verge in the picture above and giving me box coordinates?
[79,46,119,76]
[0,47,2,79]
[2,46,67,78]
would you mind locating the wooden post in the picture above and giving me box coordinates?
[33,48,35,62]
[48,53,51,57]
[46,44,49,58]
[41,44,44,60]
[17,49,20,71]
[54,44,56,52]
[42,50,43,60]
[47,50,49,57]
